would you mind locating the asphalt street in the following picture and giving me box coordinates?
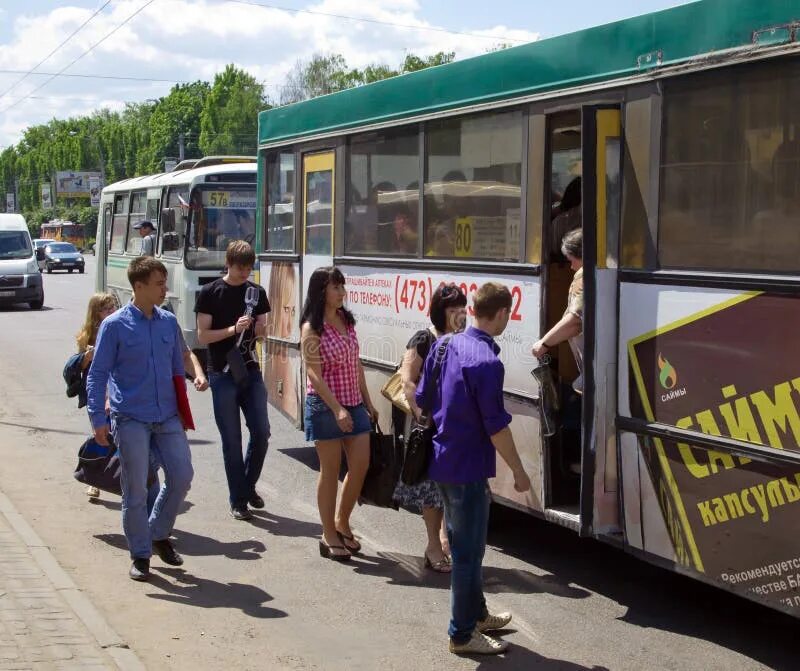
[0,256,796,670]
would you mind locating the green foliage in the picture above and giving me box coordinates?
[199,65,266,156]
[0,53,452,205]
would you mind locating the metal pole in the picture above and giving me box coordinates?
[178,133,185,161]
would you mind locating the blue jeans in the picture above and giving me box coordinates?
[209,368,270,507]
[437,480,491,644]
[111,414,194,559]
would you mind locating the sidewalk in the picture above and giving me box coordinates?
[0,491,143,671]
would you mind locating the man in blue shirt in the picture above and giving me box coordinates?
[417,281,531,655]
[87,256,194,581]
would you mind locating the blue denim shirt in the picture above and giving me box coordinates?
[86,303,184,429]
[416,326,512,484]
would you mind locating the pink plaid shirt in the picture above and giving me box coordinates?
[307,319,362,406]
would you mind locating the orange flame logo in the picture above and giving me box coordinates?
[658,353,678,390]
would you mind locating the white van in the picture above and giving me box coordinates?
[0,214,44,310]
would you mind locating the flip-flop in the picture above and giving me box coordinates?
[424,553,452,573]
[336,530,362,554]
[319,540,351,562]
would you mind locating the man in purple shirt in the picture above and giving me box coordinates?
[87,257,194,582]
[417,281,531,655]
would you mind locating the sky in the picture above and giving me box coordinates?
[0,0,695,149]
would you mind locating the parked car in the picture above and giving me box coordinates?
[43,242,85,274]
[31,239,48,271]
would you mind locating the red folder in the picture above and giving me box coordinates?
[173,375,195,430]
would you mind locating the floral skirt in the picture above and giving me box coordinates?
[391,405,443,511]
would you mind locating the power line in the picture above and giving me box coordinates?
[225,0,528,43]
[0,69,186,84]
[0,1,112,104]
[0,0,158,115]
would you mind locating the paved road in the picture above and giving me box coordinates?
[0,257,796,670]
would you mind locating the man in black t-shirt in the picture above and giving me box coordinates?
[195,241,271,520]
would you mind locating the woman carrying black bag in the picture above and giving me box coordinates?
[392,283,467,573]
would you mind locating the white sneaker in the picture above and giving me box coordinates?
[449,631,508,655]
[86,486,100,499]
[477,611,512,632]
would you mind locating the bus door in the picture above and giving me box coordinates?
[99,203,112,291]
[579,104,622,538]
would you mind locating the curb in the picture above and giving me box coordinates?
[0,490,146,671]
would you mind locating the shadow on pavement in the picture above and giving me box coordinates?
[248,510,321,539]
[487,505,800,670]
[349,551,589,599]
[0,419,87,436]
[473,647,609,671]
[90,499,194,514]
[147,567,288,619]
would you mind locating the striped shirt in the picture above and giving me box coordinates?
[307,317,362,406]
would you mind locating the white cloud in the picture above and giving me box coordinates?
[0,0,539,148]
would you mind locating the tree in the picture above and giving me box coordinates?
[145,81,210,172]
[199,65,267,156]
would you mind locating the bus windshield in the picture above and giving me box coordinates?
[0,231,32,259]
[185,185,257,269]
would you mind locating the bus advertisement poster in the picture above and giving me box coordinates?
[628,292,800,612]
[338,265,540,395]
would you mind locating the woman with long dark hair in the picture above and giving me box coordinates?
[300,266,377,561]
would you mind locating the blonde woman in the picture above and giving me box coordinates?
[74,293,119,498]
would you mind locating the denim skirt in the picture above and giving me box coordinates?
[304,393,371,442]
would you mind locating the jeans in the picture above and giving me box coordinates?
[437,480,491,644]
[209,368,270,507]
[111,414,194,559]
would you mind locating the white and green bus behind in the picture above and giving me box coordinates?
[255,0,800,616]
[96,158,257,363]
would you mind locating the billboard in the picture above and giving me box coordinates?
[55,171,102,198]
[5,193,14,213]
[627,291,800,612]
[41,183,52,209]
[89,175,102,207]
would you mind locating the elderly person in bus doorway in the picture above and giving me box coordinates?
[416,282,531,655]
[532,228,584,394]
[133,220,156,256]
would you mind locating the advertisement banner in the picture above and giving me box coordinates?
[41,183,52,209]
[338,265,540,396]
[89,176,102,207]
[5,193,14,213]
[628,292,800,611]
[55,171,102,198]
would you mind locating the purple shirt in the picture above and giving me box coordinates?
[416,326,512,484]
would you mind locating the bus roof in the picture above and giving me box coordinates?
[101,162,257,195]
[258,0,799,147]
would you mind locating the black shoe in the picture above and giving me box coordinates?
[152,539,183,566]
[129,558,150,581]
[248,493,265,509]
[230,505,253,521]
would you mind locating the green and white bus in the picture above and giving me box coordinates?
[255,0,800,615]
[96,158,257,358]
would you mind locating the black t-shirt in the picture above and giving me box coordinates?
[194,278,270,373]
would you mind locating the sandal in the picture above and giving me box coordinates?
[319,539,351,562]
[336,530,362,555]
[424,553,452,573]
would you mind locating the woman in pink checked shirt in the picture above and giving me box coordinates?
[300,266,378,562]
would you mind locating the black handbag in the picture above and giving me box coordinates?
[401,336,452,486]
[73,436,124,495]
[73,435,157,496]
[359,424,401,509]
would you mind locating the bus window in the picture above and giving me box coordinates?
[109,194,129,253]
[161,188,188,258]
[186,186,257,269]
[659,60,800,272]
[126,191,147,254]
[265,151,295,252]
[345,126,419,256]
[424,110,523,261]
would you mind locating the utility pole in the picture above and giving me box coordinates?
[178,133,185,161]
[13,177,18,213]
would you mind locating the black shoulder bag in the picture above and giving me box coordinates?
[401,335,452,486]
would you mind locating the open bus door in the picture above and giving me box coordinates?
[99,203,112,291]
[579,105,622,539]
